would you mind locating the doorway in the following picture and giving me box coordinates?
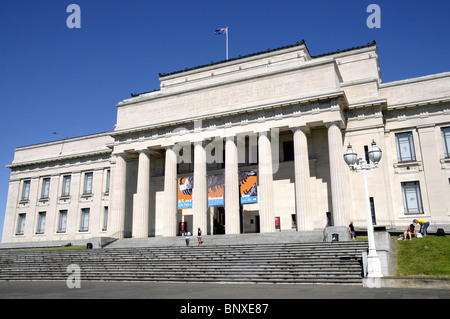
[214,207,225,234]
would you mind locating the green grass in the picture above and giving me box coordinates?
[395,236,450,277]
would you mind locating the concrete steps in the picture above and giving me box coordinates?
[0,241,367,284]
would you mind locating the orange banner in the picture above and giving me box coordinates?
[177,177,193,209]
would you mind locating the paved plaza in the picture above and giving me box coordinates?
[0,281,448,299]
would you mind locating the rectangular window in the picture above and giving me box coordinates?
[62,175,71,197]
[80,208,90,232]
[395,132,416,162]
[283,141,294,161]
[41,177,50,199]
[36,212,46,234]
[401,181,423,214]
[21,180,31,201]
[16,213,26,235]
[83,172,93,195]
[441,127,450,158]
[58,210,68,233]
[102,206,108,231]
[105,170,110,193]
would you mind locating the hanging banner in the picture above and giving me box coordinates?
[208,174,224,207]
[240,170,258,204]
[177,177,193,209]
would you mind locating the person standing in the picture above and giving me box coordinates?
[197,228,203,246]
[349,221,356,241]
[185,231,191,246]
[413,219,430,236]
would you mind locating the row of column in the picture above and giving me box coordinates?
[109,123,349,238]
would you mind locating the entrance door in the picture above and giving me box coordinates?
[214,207,226,234]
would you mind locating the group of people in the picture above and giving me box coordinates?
[348,218,430,241]
[401,219,430,240]
[185,228,203,246]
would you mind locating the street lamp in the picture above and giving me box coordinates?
[343,140,383,278]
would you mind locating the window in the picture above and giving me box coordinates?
[102,206,108,231]
[36,212,46,234]
[80,208,90,232]
[283,141,294,161]
[41,177,50,199]
[401,181,423,214]
[105,170,110,193]
[58,210,67,233]
[441,127,450,158]
[21,180,31,201]
[83,172,93,195]
[395,132,416,162]
[62,175,71,197]
[16,213,26,235]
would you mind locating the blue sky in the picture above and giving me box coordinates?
[0,0,449,241]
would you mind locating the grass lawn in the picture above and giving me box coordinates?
[395,235,450,277]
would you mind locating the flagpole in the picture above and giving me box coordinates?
[226,26,229,60]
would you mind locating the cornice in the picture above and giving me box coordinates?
[7,149,112,169]
[112,90,348,137]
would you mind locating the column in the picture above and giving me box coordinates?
[193,141,208,234]
[292,126,314,231]
[163,146,178,237]
[225,136,240,234]
[132,149,150,238]
[258,130,275,233]
[326,122,350,227]
[109,153,127,238]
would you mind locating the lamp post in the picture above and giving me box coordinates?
[343,140,383,278]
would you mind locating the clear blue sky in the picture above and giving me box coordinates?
[0,0,449,241]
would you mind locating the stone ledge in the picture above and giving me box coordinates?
[363,276,450,289]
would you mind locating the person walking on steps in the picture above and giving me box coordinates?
[185,231,191,246]
[197,228,203,246]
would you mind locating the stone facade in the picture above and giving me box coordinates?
[2,41,450,245]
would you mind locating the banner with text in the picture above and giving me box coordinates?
[240,170,258,204]
[208,174,224,207]
[177,177,193,209]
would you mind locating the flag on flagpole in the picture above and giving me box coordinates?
[215,27,229,60]
[215,28,227,35]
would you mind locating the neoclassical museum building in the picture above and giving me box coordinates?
[2,40,450,246]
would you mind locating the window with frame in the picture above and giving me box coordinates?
[21,180,31,201]
[441,127,450,158]
[41,177,50,199]
[16,213,26,235]
[105,169,110,193]
[395,132,416,162]
[80,208,90,232]
[102,206,108,231]
[36,212,46,234]
[58,210,68,233]
[83,172,93,195]
[61,175,71,197]
[401,181,424,214]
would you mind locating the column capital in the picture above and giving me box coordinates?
[324,121,345,130]
[291,125,311,136]
[136,148,150,155]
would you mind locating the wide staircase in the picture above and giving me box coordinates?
[0,241,368,284]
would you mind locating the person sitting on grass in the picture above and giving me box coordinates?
[403,224,416,240]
